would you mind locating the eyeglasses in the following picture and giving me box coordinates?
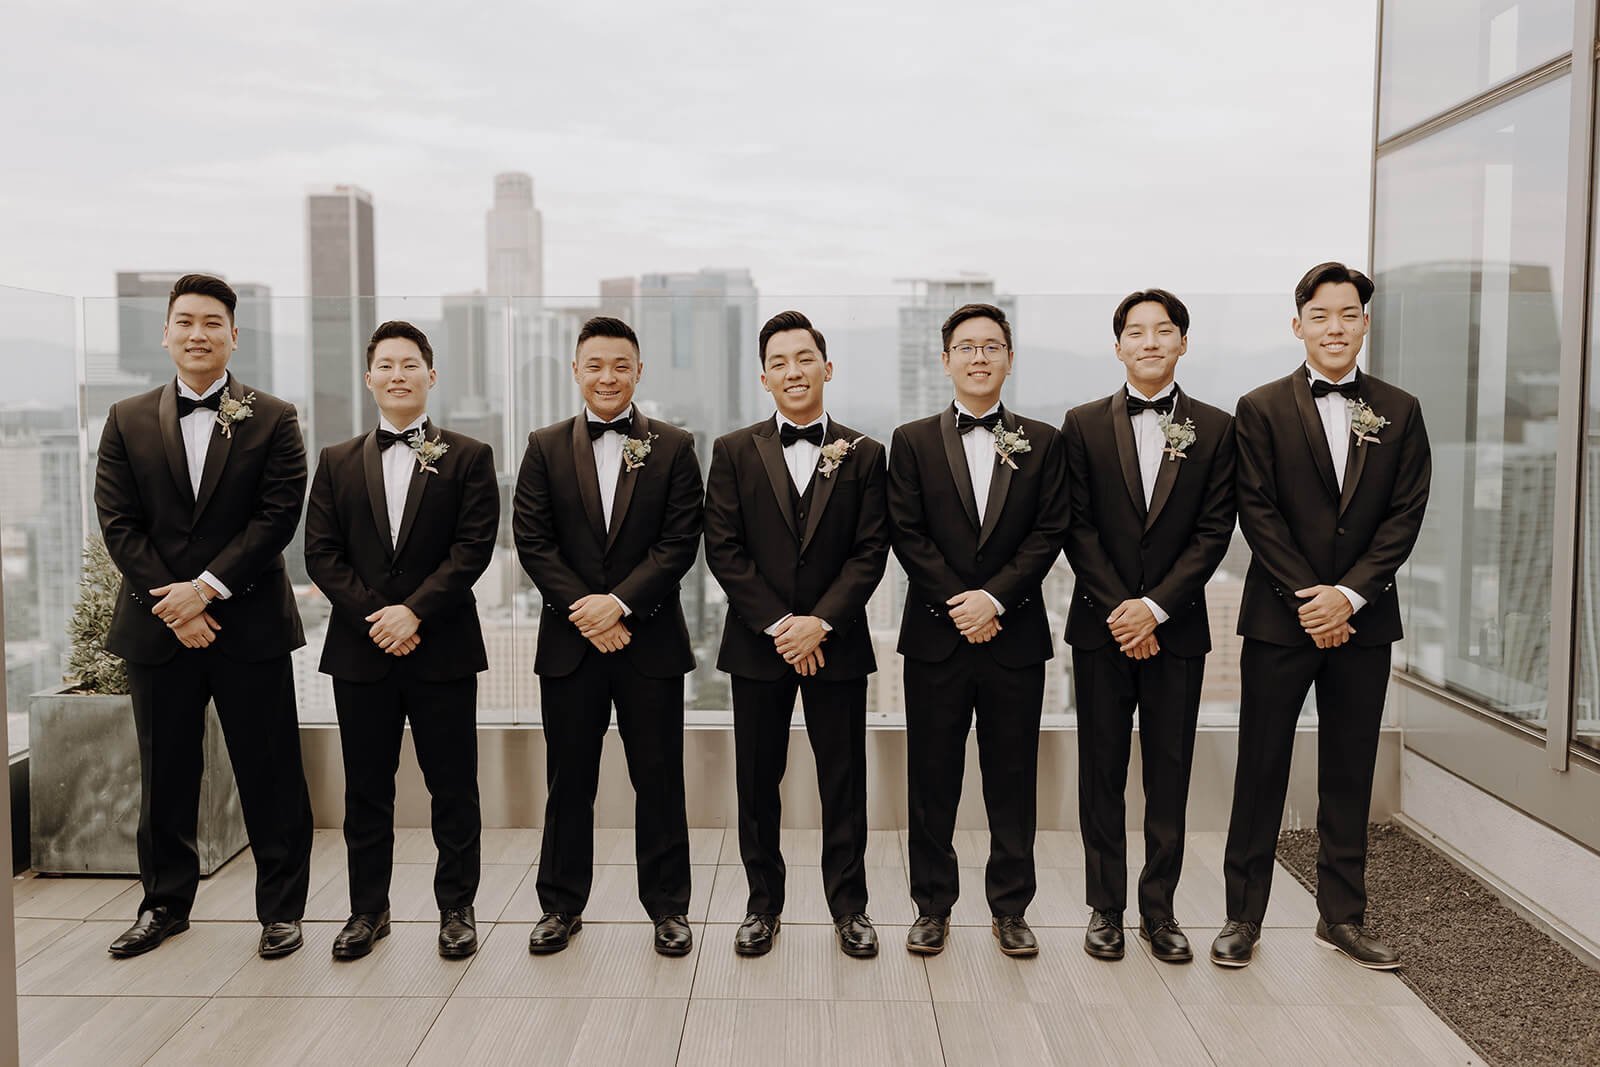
[949,343,1009,357]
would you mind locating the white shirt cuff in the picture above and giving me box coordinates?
[1140,596,1169,625]
[198,571,231,600]
[1335,585,1366,614]
[763,612,793,637]
[982,591,1005,616]
[610,594,632,617]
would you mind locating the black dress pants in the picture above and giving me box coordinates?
[1072,643,1204,923]
[127,650,313,922]
[536,652,691,918]
[1223,638,1391,925]
[731,673,869,918]
[905,644,1045,918]
[332,671,481,914]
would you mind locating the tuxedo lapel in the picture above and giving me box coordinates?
[191,376,240,520]
[361,431,393,557]
[753,418,800,541]
[391,421,434,557]
[799,417,847,554]
[1143,387,1184,532]
[1339,377,1370,514]
[569,415,607,545]
[1291,369,1341,502]
[605,409,645,552]
[976,408,1015,549]
[157,381,195,510]
[1108,390,1147,520]
[938,405,981,534]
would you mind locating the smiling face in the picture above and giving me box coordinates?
[1293,280,1368,380]
[163,293,236,391]
[760,328,830,424]
[573,336,641,422]
[365,336,436,425]
[941,315,1013,412]
[1115,300,1187,397]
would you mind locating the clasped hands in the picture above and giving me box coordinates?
[773,614,828,676]
[1107,599,1160,660]
[366,605,422,656]
[150,580,221,649]
[948,590,1002,644]
[1295,585,1356,648]
[570,593,630,653]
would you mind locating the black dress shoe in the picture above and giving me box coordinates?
[734,913,780,956]
[439,906,477,959]
[259,920,304,959]
[834,913,878,958]
[1315,918,1401,970]
[992,915,1039,957]
[654,914,693,957]
[1209,919,1261,968]
[1140,917,1193,964]
[331,911,390,960]
[1083,909,1125,960]
[108,908,189,958]
[906,914,950,956]
[529,912,581,955]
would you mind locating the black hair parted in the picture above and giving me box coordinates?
[166,273,237,321]
[940,303,1013,351]
[758,310,827,366]
[576,315,640,357]
[366,320,435,368]
[1112,288,1190,338]
[1294,262,1374,313]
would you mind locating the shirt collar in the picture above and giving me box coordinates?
[176,372,228,401]
[586,405,633,426]
[1125,381,1177,403]
[953,399,1001,420]
[775,412,828,435]
[379,413,428,436]
[1306,364,1358,387]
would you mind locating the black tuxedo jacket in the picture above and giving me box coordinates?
[94,377,306,665]
[1235,366,1430,647]
[887,405,1069,668]
[512,409,703,679]
[704,416,890,682]
[304,423,499,683]
[1061,386,1237,657]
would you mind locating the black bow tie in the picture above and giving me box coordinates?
[375,427,416,451]
[176,391,223,418]
[956,410,1002,435]
[587,417,631,440]
[1310,377,1361,399]
[779,422,825,448]
[1125,392,1175,418]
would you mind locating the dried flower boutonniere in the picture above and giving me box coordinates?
[1347,399,1389,446]
[993,426,1032,470]
[215,392,255,439]
[818,435,865,479]
[407,430,450,474]
[622,432,659,473]
[1158,411,1198,461]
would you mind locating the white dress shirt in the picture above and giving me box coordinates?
[1306,366,1367,615]
[587,406,633,617]
[953,400,1006,616]
[378,413,428,547]
[764,414,832,636]
[1125,382,1177,625]
[176,373,231,599]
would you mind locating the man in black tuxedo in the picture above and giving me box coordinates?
[1061,289,1236,966]
[1213,263,1430,970]
[704,311,890,959]
[94,273,313,960]
[512,316,703,958]
[304,320,499,961]
[888,303,1069,958]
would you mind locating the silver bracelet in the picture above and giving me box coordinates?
[189,579,213,605]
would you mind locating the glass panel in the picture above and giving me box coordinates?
[1372,76,1569,732]
[0,285,81,757]
[1379,0,1573,138]
[1574,61,1600,757]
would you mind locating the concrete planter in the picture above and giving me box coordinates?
[28,686,247,875]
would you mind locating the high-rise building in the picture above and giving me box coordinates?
[115,272,272,392]
[305,185,376,454]
[634,268,759,436]
[486,172,543,298]
[438,293,501,447]
[232,282,275,393]
[895,275,1016,422]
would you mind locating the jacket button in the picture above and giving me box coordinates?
[1337,527,1346,535]
[976,552,984,562]
[798,559,806,568]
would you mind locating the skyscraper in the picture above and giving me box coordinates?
[305,185,376,454]
[486,172,543,298]
[439,293,501,448]
[895,275,1016,422]
[634,268,759,435]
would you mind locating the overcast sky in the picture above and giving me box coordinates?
[1,0,1377,301]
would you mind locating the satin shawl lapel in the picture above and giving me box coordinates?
[157,381,195,510]
[392,420,434,558]
[1291,369,1341,502]
[361,431,393,558]
[800,417,848,554]
[605,409,646,552]
[753,417,799,541]
[938,405,981,534]
[1109,389,1146,520]
[570,415,607,546]
[1339,373,1370,516]
[191,376,241,521]
[976,408,1016,550]
[1143,386,1185,532]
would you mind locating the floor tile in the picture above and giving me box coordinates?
[590,827,724,866]
[715,828,902,867]
[705,864,908,924]
[14,918,79,966]
[303,863,528,922]
[12,874,137,919]
[17,921,256,996]
[935,1000,1214,1067]
[147,996,444,1066]
[497,864,714,923]
[897,829,1092,870]
[20,995,205,1067]
[453,922,701,998]
[690,923,928,1001]
[392,827,544,866]
[412,997,686,1066]
[216,921,484,998]
[1153,928,1418,1007]
[946,865,1087,926]
[1182,1004,1485,1065]
[924,923,1174,1006]
[680,999,942,1065]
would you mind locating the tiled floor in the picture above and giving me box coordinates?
[13,828,1482,1065]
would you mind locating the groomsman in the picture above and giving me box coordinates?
[888,303,1069,958]
[1061,290,1236,965]
[704,311,890,959]
[513,316,703,957]
[94,273,313,959]
[1214,263,1430,969]
[304,321,499,960]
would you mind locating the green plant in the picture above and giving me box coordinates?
[65,535,127,695]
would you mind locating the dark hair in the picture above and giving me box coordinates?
[365,320,435,368]
[166,273,237,321]
[940,302,1012,351]
[575,315,639,357]
[1294,262,1374,313]
[758,310,827,366]
[1112,288,1190,338]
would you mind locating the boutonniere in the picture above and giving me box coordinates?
[215,392,255,439]
[1347,399,1389,446]
[621,432,659,473]
[406,430,450,474]
[818,435,865,479]
[1157,411,1197,461]
[993,426,1032,470]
